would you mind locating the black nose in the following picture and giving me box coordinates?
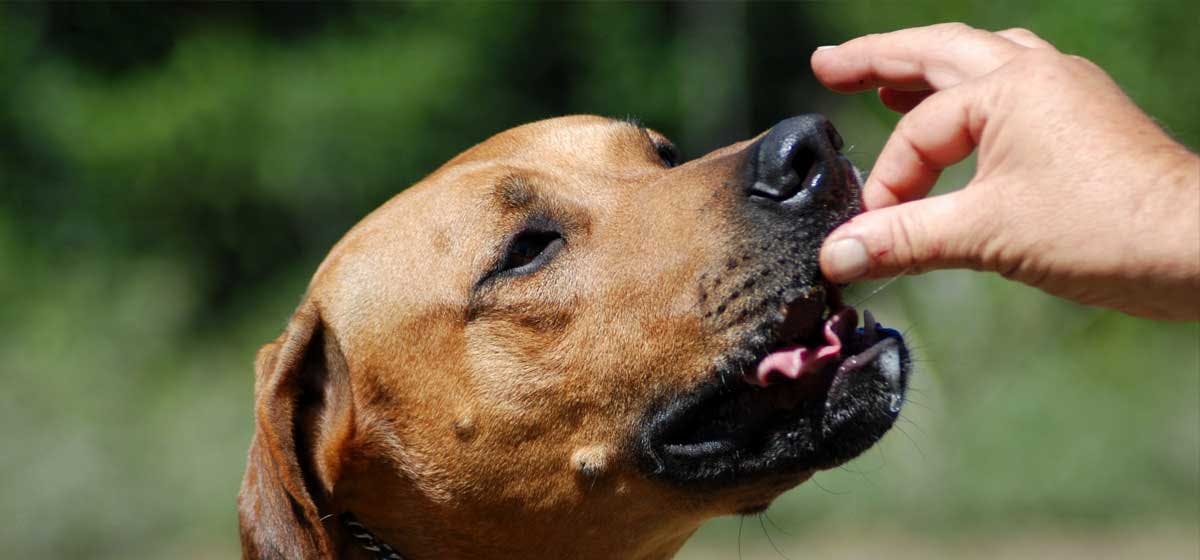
[749,114,846,202]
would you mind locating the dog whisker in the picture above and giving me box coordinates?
[758,513,793,560]
[848,269,910,308]
[737,515,745,560]
[892,422,926,460]
[897,414,930,437]
[838,463,881,488]
[900,397,935,414]
[810,475,849,496]
[762,511,793,537]
[906,354,934,367]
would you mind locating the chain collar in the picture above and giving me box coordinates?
[340,512,407,560]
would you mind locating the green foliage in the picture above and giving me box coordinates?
[1,2,1195,558]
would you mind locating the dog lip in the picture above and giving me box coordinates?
[634,297,910,486]
[829,336,907,414]
[662,439,737,457]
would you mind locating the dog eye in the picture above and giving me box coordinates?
[655,142,680,168]
[500,230,564,274]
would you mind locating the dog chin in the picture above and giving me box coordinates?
[634,300,911,490]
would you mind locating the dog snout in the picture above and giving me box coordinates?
[747,114,849,204]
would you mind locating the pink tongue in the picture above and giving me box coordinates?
[749,308,858,387]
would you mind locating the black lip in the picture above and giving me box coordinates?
[639,117,899,488]
[635,317,910,487]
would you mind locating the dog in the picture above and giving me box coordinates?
[238,114,910,559]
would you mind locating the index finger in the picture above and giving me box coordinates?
[812,23,1024,93]
[861,81,982,210]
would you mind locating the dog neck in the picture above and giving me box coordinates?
[334,506,700,560]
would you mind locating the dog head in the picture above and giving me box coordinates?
[238,115,909,559]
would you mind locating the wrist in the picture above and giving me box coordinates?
[1134,146,1200,319]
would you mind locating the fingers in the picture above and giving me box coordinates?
[995,27,1057,50]
[812,24,1059,284]
[878,87,933,113]
[811,22,1025,93]
[821,189,986,282]
[861,85,981,210]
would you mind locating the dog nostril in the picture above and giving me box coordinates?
[791,151,818,194]
[748,114,845,202]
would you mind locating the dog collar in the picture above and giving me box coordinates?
[340,512,407,560]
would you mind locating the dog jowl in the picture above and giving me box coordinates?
[238,114,910,560]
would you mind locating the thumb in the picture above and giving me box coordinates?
[820,190,987,282]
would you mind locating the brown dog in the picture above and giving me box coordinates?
[238,114,910,559]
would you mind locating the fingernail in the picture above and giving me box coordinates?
[815,45,836,51]
[825,238,870,280]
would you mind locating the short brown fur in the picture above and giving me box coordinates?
[239,116,804,559]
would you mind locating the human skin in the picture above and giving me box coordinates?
[813,23,1200,321]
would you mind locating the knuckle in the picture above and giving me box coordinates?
[1008,48,1065,79]
[1000,27,1038,40]
[935,22,974,35]
[965,195,1005,272]
[891,120,932,172]
[1009,50,1108,89]
[890,211,941,273]
[896,88,950,126]
[941,23,1015,59]
[848,32,884,51]
[1066,54,1102,71]
[894,108,921,137]
[945,22,991,45]
[1021,47,1061,66]
[998,260,1024,280]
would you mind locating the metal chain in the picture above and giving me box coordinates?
[340,512,407,560]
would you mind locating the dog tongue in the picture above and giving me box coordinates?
[750,308,858,387]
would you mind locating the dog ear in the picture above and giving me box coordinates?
[238,302,355,559]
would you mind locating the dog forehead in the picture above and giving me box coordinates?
[311,189,478,313]
[445,114,654,169]
[305,115,663,349]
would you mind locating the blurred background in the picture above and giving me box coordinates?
[2,2,1196,558]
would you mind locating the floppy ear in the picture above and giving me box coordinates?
[238,302,356,559]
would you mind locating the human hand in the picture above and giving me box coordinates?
[813,23,1200,320]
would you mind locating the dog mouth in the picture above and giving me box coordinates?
[636,285,910,486]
